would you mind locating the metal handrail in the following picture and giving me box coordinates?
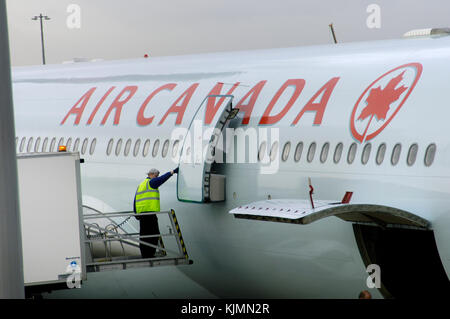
[83,211,169,219]
[84,222,180,255]
[83,209,189,268]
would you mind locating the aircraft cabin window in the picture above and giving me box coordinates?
[124,138,132,156]
[270,141,279,162]
[58,138,64,149]
[282,142,291,162]
[307,142,316,163]
[20,137,26,152]
[133,139,141,157]
[347,143,357,164]
[81,138,88,155]
[361,143,372,165]
[89,138,97,155]
[407,144,418,166]
[424,143,436,167]
[27,137,34,153]
[49,138,56,152]
[172,140,180,159]
[152,139,160,158]
[34,137,41,153]
[333,143,343,164]
[320,142,330,163]
[66,138,72,151]
[115,139,123,156]
[294,142,303,162]
[142,139,151,157]
[391,143,402,166]
[162,139,170,158]
[73,138,80,152]
[42,137,49,153]
[106,138,114,156]
[376,143,386,165]
[258,141,267,162]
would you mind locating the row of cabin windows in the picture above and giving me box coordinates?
[106,138,180,159]
[16,137,96,155]
[15,136,437,167]
[258,141,436,167]
[16,136,181,159]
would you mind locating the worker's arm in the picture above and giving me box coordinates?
[149,170,176,189]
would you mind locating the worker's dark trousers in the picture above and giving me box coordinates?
[138,213,160,258]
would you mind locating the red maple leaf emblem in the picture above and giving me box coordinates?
[358,71,408,121]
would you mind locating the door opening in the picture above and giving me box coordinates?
[177,94,235,203]
[353,224,450,299]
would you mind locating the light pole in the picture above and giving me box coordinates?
[31,13,50,65]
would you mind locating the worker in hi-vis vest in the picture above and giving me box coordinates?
[134,167,178,258]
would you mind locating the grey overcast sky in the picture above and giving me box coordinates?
[5,0,450,66]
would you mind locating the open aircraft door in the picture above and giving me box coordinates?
[177,94,237,203]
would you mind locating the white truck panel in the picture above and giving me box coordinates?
[17,152,84,286]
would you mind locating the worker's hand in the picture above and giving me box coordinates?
[173,167,179,174]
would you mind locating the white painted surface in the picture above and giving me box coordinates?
[17,153,83,285]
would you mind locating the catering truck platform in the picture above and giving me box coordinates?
[17,152,191,298]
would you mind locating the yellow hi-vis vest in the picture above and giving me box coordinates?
[134,178,160,213]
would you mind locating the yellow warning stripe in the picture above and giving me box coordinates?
[171,209,189,259]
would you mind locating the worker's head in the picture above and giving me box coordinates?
[358,290,372,299]
[147,168,160,179]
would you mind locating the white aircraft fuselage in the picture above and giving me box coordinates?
[11,35,450,298]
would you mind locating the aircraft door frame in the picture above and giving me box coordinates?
[177,94,237,203]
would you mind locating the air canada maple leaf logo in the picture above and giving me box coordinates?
[350,63,422,143]
[358,71,408,121]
